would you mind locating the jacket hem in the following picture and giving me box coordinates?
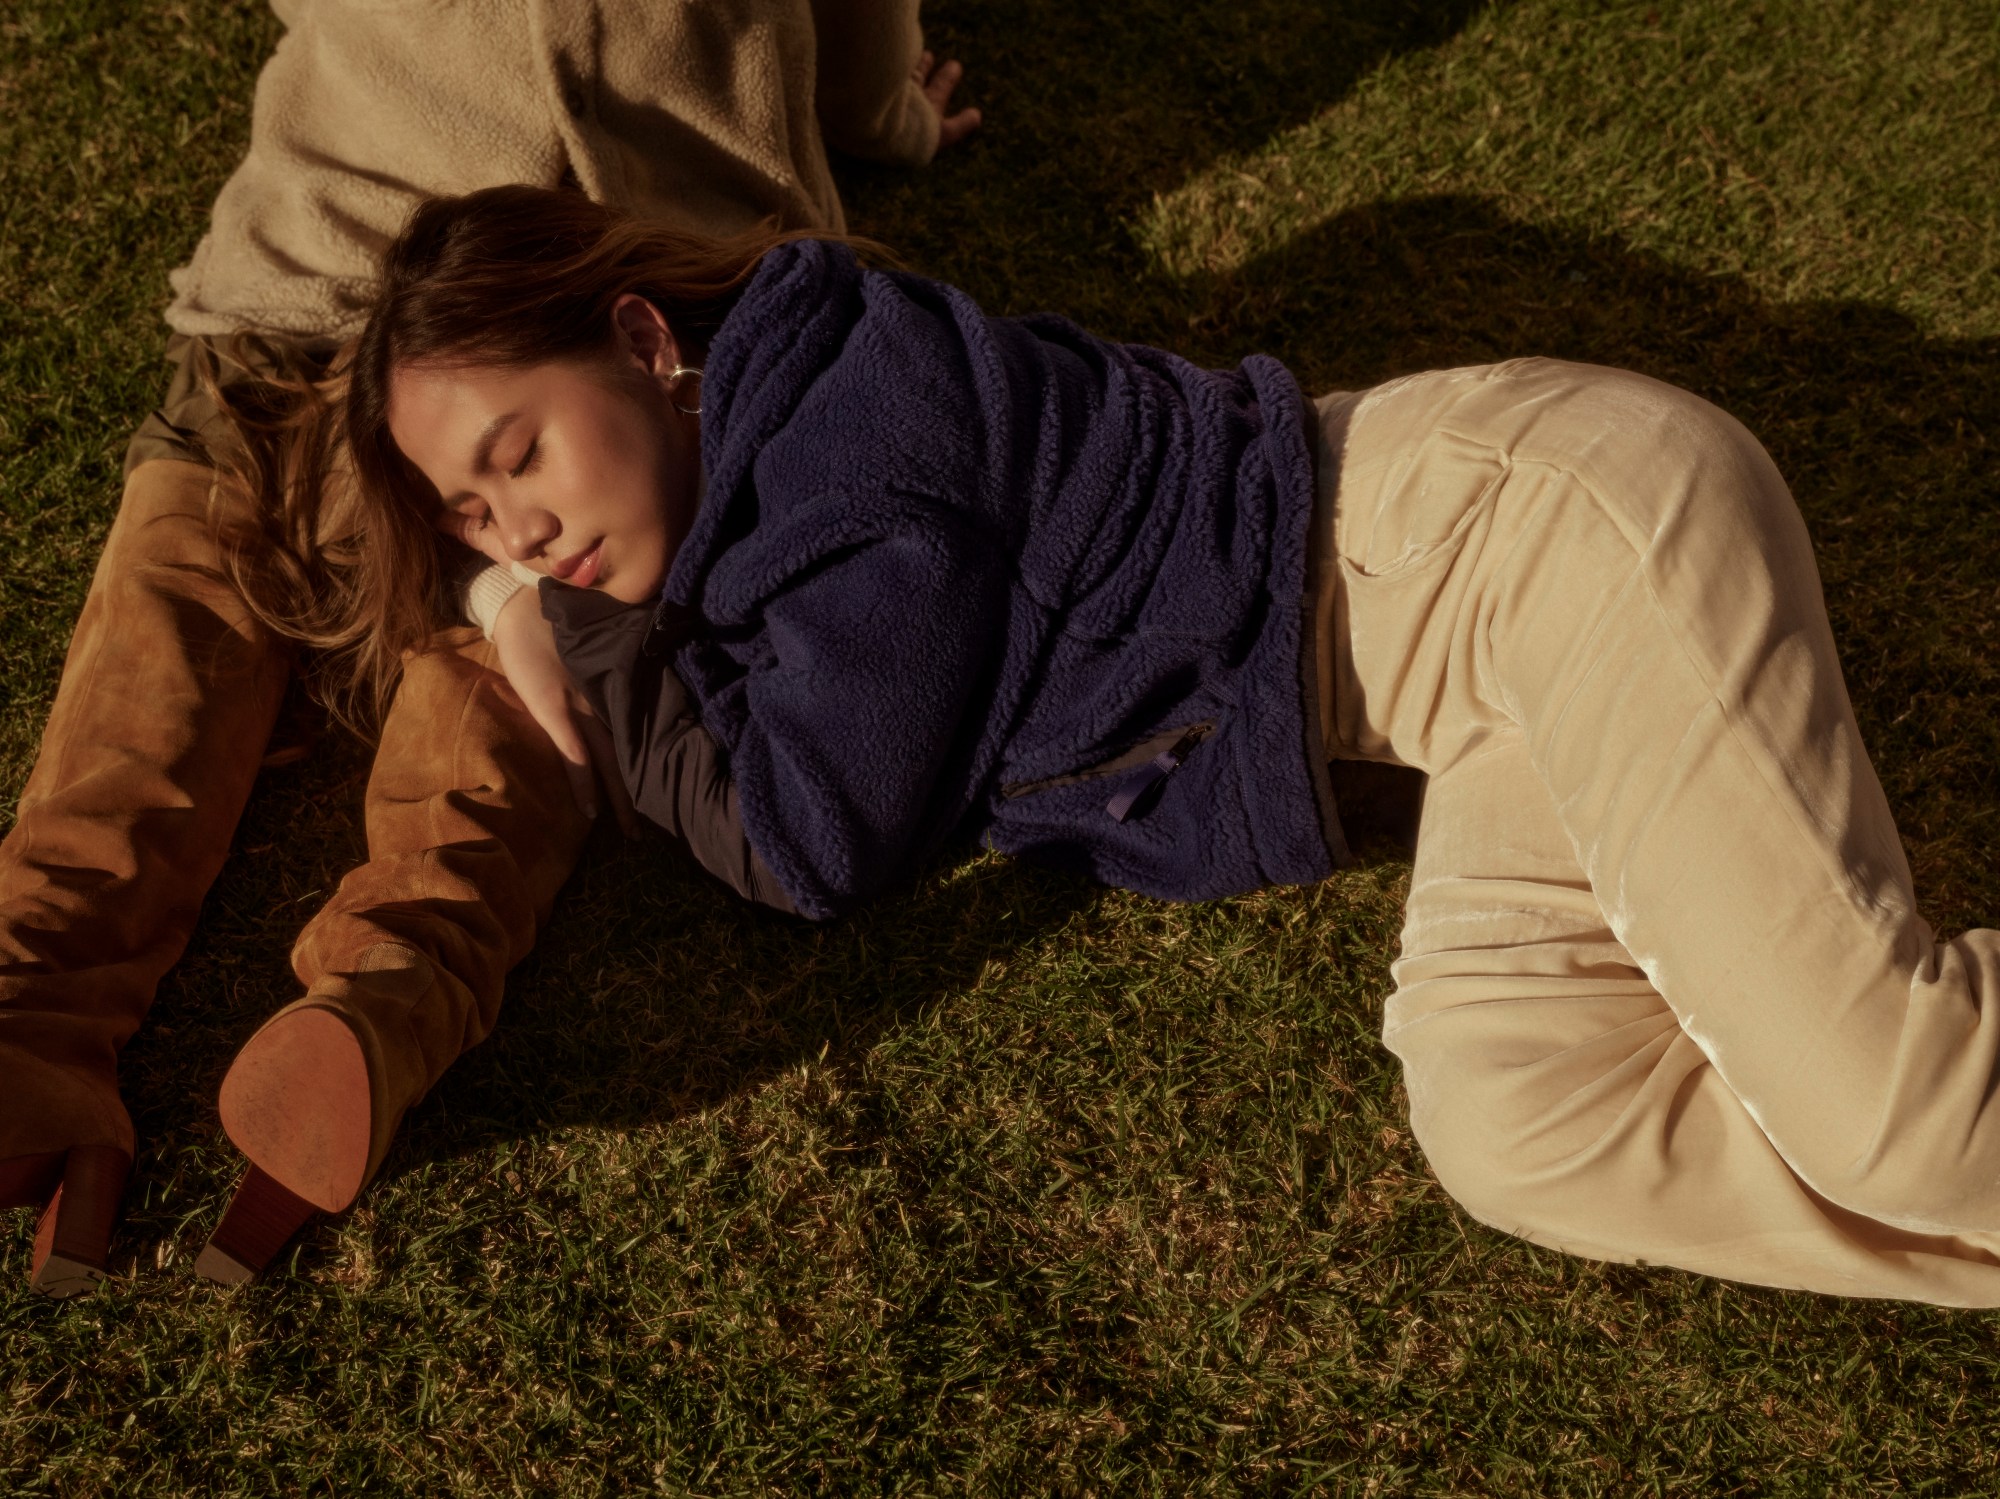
[1292,388,1355,870]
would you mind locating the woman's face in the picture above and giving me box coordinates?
[387,302,700,605]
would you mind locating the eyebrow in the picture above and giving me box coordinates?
[440,411,520,506]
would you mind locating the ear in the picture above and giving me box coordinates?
[610,293,684,378]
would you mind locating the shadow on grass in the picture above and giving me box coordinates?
[843,0,1515,316]
[461,832,1110,1134]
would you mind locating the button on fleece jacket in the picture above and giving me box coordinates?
[579,240,1351,920]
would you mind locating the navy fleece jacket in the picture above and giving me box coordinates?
[562,240,1351,919]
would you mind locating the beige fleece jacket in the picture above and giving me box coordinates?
[164,0,939,342]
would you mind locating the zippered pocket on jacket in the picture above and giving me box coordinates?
[998,720,1215,822]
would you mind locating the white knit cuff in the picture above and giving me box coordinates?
[459,561,543,638]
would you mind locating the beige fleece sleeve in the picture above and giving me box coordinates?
[166,1,565,340]
[807,0,941,166]
[460,560,547,638]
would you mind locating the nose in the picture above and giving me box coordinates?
[488,493,559,564]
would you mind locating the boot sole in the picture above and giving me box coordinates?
[216,1003,372,1212]
[202,1003,374,1284]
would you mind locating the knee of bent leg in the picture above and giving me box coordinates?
[1386,989,1691,1239]
[1387,1010,1575,1232]
[1398,1072,1526,1232]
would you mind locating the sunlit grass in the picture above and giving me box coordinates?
[1137,1,2000,337]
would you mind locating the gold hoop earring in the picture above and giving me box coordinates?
[668,364,703,416]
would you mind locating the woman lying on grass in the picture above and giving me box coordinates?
[291,181,2000,1305]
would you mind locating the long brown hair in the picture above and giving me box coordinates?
[209,184,843,732]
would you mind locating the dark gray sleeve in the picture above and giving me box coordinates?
[539,583,800,915]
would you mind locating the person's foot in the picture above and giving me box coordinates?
[0,1049,135,1296]
[4,1146,133,1295]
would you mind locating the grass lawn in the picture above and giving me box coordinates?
[3,0,1999,1491]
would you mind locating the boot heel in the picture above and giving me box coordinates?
[194,1165,320,1285]
[0,1149,66,1212]
[28,1145,132,1298]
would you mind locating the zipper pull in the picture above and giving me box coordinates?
[1106,726,1207,824]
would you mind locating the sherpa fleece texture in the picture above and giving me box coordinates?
[165,0,939,341]
[653,240,1350,920]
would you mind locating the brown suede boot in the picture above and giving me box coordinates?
[0,459,290,1295]
[196,630,592,1283]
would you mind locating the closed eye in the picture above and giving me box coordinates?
[442,500,491,535]
[509,438,541,480]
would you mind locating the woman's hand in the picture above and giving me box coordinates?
[916,51,981,150]
[435,510,638,831]
[489,586,639,836]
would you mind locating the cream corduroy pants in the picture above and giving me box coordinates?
[1313,358,2000,1305]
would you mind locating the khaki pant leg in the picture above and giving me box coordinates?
[0,459,288,1159]
[1320,358,2000,1294]
[1385,728,2000,1305]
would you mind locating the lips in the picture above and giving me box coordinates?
[550,540,605,588]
